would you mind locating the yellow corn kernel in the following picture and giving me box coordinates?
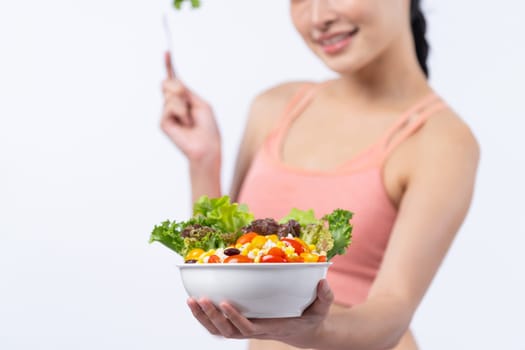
[185,248,205,261]
[268,234,279,243]
[276,241,285,248]
[235,243,242,249]
[254,255,261,263]
[241,248,249,256]
[251,235,267,249]
[203,249,216,257]
[308,244,316,252]
[284,246,295,257]
[248,248,260,259]
[300,252,319,263]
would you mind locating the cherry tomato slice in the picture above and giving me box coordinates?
[267,247,286,258]
[281,238,305,255]
[294,237,310,252]
[318,255,327,262]
[236,232,258,246]
[224,255,254,263]
[208,255,221,263]
[260,255,287,263]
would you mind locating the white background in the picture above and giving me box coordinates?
[1,0,524,349]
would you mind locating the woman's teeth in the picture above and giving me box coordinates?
[321,33,351,46]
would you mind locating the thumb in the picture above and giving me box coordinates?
[304,279,334,318]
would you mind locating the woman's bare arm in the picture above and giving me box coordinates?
[308,115,480,349]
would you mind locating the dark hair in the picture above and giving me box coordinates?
[410,0,429,77]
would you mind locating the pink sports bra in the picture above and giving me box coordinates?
[238,82,448,306]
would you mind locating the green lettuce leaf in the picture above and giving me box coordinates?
[279,208,319,226]
[150,196,254,258]
[173,0,200,9]
[149,220,185,256]
[283,208,354,261]
[324,209,354,260]
[181,231,229,257]
[300,223,334,254]
[192,195,254,235]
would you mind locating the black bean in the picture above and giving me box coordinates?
[185,259,198,264]
[224,248,241,256]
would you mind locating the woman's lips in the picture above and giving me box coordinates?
[316,29,358,55]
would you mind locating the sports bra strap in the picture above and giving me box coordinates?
[379,99,448,161]
[277,82,327,132]
[280,83,316,117]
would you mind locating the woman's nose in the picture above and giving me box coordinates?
[311,0,338,30]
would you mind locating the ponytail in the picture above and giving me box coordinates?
[410,0,430,77]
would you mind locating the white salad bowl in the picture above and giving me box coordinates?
[178,262,331,318]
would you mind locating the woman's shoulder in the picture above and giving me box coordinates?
[251,81,313,114]
[412,102,480,172]
[423,103,479,153]
[245,80,314,132]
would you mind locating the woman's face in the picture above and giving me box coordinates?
[290,0,410,75]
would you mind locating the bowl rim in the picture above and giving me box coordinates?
[177,262,332,269]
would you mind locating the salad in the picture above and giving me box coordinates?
[173,0,200,9]
[150,196,353,264]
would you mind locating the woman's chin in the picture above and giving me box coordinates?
[322,60,360,76]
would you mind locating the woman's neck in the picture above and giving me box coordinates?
[332,34,430,105]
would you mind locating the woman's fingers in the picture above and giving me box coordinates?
[187,298,221,336]
[220,303,257,337]
[162,79,186,97]
[196,299,242,339]
[162,100,192,128]
[161,79,194,127]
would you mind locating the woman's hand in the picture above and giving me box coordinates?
[161,52,221,164]
[187,279,334,348]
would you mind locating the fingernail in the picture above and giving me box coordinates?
[198,300,209,311]
[221,307,231,317]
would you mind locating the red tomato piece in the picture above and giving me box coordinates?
[318,255,327,262]
[267,247,286,258]
[208,255,221,263]
[224,255,254,263]
[260,255,287,263]
[281,238,305,255]
[236,232,258,246]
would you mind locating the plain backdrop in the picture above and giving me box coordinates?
[1,0,524,349]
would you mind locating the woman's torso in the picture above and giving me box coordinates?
[237,80,447,349]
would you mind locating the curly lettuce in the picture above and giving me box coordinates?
[149,195,254,258]
[281,208,354,260]
[300,223,334,254]
[324,209,354,260]
[149,220,185,256]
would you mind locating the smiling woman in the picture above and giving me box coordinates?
[159,0,479,349]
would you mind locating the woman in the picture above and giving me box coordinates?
[160,0,480,349]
